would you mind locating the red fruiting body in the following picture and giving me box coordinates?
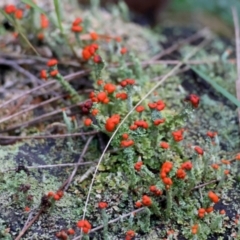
[50,70,59,77]
[211,164,219,170]
[135,201,142,208]
[5,5,16,14]
[142,195,152,206]
[72,17,82,26]
[156,100,165,111]
[185,94,200,108]
[24,206,30,212]
[192,224,198,235]
[154,119,165,125]
[162,177,173,186]
[115,36,121,42]
[181,161,193,170]
[136,105,145,112]
[198,208,205,218]
[105,114,120,132]
[91,109,99,116]
[122,133,129,139]
[71,25,83,32]
[15,9,23,19]
[120,79,135,87]
[47,59,58,67]
[81,100,93,114]
[53,194,60,201]
[97,79,104,85]
[56,230,68,240]
[40,14,49,29]
[125,230,135,240]
[93,55,102,64]
[134,161,143,171]
[116,92,128,100]
[56,190,64,198]
[160,142,169,149]
[77,220,91,234]
[176,168,186,179]
[47,191,55,198]
[207,131,217,138]
[104,83,116,94]
[98,202,108,209]
[148,102,157,109]
[67,228,75,235]
[208,191,219,203]
[120,47,127,55]
[194,146,204,155]
[236,153,240,160]
[84,118,92,126]
[129,124,138,130]
[172,130,184,142]
[90,32,98,40]
[40,70,47,79]
[121,140,134,147]
[134,120,148,129]
[97,92,108,102]
[149,185,157,192]
[205,206,213,213]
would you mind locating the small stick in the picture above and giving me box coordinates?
[64,136,94,191]
[149,28,209,62]
[0,102,82,133]
[0,70,89,109]
[0,58,42,86]
[15,208,44,240]
[3,161,95,173]
[0,131,98,140]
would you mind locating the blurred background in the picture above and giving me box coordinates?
[79,0,240,37]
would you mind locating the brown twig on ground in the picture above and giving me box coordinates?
[63,136,94,191]
[191,179,218,190]
[2,161,95,173]
[0,89,92,124]
[149,27,210,62]
[0,58,43,87]
[0,130,98,140]
[0,102,82,133]
[141,58,234,66]
[232,7,240,125]
[0,70,89,109]
[15,208,44,240]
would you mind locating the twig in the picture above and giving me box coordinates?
[232,7,240,125]
[72,208,145,240]
[0,89,91,124]
[0,70,89,109]
[64,136,94,191]
[3,161,95,173]
[191,180,217,190]
[0,102,82,133]
[15,208,44,240]
[0,58,42,87]
[22,209,36,229]
[142,58,231,66]
[0,131,98,140]
[149,28,209,61]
